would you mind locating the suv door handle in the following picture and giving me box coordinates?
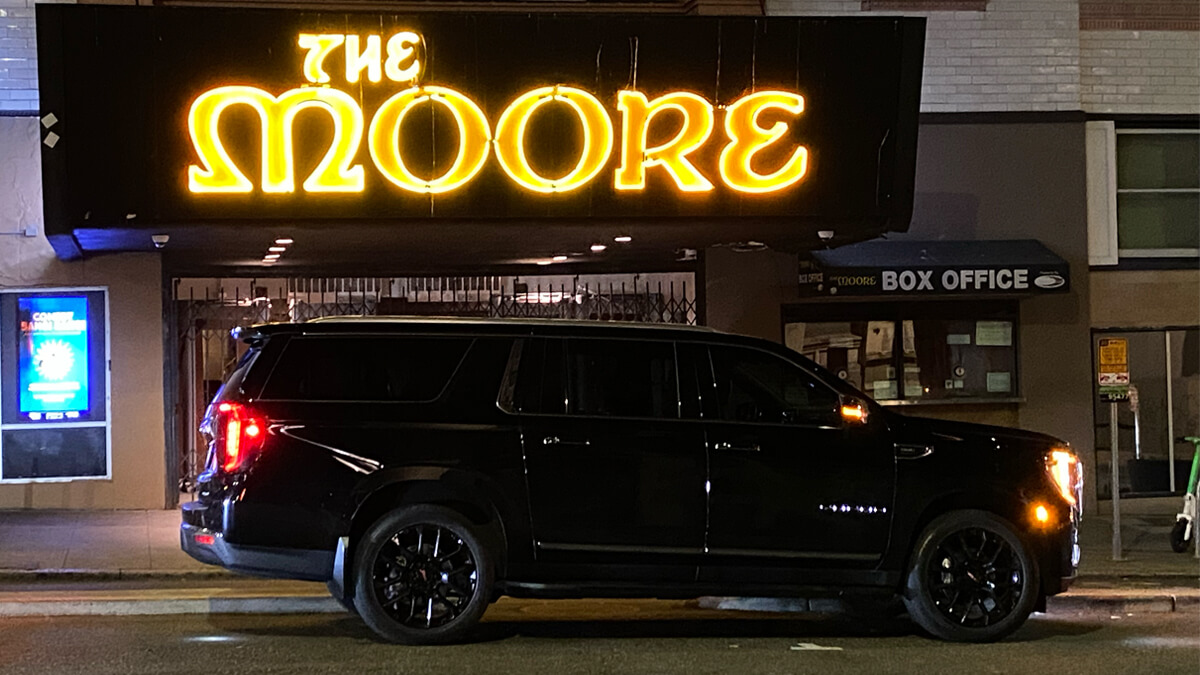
[714,441,760,453]
[543,436,591,447]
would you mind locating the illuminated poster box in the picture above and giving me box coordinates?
[18,296,91,421]
[1,289,110,482]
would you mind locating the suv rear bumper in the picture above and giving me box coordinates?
[180,502,334,581]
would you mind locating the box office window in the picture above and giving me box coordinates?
[783,301,1018,404]
[0,288,111,482]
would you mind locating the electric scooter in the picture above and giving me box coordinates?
[1170,436,1200,553]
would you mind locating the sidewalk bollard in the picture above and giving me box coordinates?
[1110,401,1124,561]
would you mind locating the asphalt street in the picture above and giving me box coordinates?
[2,603,1197,675]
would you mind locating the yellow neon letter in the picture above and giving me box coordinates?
[493,85,614,194]
[385,32,422,82]
[615,90,714,192]
[298,34,345,84]
[368,86,491,194]
[345,35,383,84]
[187,86,365,194]
[718,91,808,194]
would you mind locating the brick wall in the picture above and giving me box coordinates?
[770,0,1082,112]
[1081,30,1200,114]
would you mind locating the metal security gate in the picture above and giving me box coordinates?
[170,273,697,495]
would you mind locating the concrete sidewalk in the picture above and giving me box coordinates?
[0,499,1196,618]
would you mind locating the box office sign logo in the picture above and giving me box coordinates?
[18,296,90,421]
[801,266,1070,297]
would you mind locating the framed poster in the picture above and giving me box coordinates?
[0,288,110,482]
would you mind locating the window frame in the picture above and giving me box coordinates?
[1114,128,1200,260]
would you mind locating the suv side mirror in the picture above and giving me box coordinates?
[839,397,870,425]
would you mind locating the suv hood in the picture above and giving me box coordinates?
[885,410,1066,450]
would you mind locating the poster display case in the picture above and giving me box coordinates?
[0,288,110,482]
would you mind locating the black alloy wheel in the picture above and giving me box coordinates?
[352,505,495,644]
[372,524,478,628]
[926,527,1023,627]
[904,510,1039,642]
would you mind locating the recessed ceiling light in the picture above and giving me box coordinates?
[590,244,607,252]
[268,246,286,252]
[537,260,553,266]
[274,238,294,245]
[261,259,277,264]
[614,236,632,243]
[264,254,280,260]
[552,255,568,262]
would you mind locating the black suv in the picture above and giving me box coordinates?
[181,317,1081,644]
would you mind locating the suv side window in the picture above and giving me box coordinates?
[260,336,471,402]
[511,338,566,414]
[566,338,678,419]
[708,345,841,426]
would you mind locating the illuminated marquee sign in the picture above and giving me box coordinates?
[37,8,925,234]
[186,31,810,197]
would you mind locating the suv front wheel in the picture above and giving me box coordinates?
[352,505,495,644]
[903,510,1039,643]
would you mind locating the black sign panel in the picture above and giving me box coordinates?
[798,240,1071,297]
[37,6,924,242]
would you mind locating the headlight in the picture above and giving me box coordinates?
[1046,448,1081,506]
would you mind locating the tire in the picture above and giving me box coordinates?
[1170,518,1191,553]
[352,505,495,645]
[903,510,1040,643]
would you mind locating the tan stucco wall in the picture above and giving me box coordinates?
[1090,270,1200,329]
[703,246,800,342]
[0,117,167,509]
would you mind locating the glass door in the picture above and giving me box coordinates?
[1093,328,1200,497]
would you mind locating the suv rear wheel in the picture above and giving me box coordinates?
[903,510,1039,643]
[352,505,494,644]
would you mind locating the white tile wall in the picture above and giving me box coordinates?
[0,0,42,113]
[771,0,1083,112]
[1081,30,1200,114]
[772,0,1198,115]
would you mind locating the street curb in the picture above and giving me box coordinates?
[1047,595,1181,614]
[1,591,1198,619]
[0,569,237,582]
[0,595,344,617]
[1,568,1194,585]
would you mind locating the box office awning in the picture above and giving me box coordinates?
[798,239,1070,298]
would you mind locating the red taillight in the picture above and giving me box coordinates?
[212,402,267,473]
[194,533,216,546]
